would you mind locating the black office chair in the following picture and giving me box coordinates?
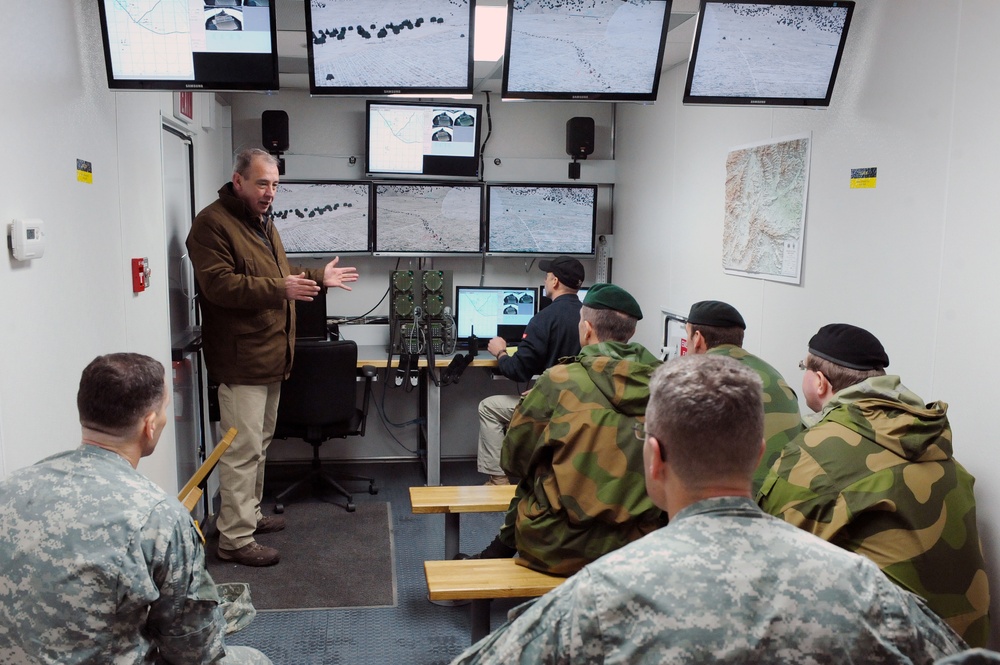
[272,339,378,513]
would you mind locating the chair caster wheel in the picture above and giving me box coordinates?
[274,503,284,514]
[347,502,356,512]
[368,483,378,495]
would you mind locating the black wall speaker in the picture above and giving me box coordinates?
[262,110,289,152]
[566,117,595,159]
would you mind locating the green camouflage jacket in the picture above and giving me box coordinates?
[500,341,666,576]
[706,345,804,495]
[757,375,989,647]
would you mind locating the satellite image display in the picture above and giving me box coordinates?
[487,185,595,254]
[308,0,472,90]
[272,182,370,253]
[374,184,482,253]
[689,3,851,99]
[505,0,668,95]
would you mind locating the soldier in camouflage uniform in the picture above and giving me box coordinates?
[450,355,967,665]
[0,353,271,665]
[460,283,665,575]
[684,300,804,494]
[758,323,989,647]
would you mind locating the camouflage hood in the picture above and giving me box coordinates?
[574,341,661,418]
[819,375,952,462]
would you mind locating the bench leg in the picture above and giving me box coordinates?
[445,513,460,559]
[470,599,492,644]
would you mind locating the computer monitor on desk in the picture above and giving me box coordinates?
[455,286,538,349]
[538,285,589,310]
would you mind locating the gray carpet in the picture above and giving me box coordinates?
[206,501,396,610]
[223,460,515,664]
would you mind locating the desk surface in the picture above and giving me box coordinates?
[356,345,498,369]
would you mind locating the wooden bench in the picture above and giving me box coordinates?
[424,558,565,642]
[409,484,516,559]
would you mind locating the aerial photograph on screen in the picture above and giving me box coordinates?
[506,0,667,94]
[488,186,594,254]
[272,183,369,253]
[376,184,481,253]
[689,4,851,98]
[308,0,471,89]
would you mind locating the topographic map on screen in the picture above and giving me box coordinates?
[723,134,810,284]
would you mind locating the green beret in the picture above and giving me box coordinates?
[583,283,643,320]
[808,323,889,370]
[687,300,746,329]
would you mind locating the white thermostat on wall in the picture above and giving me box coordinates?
[9,218,46,260]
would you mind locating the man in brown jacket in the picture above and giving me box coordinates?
[187,148,358,566]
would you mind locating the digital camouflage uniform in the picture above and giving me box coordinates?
[450,497,967,665]
[758,375,989,647]
[706,344,804,494]
[498,341,666,575]
[0,445,271,665]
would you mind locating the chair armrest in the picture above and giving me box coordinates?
[361,364,377,379]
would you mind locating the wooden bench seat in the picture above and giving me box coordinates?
[424,558,565,642]
[409,485,516,559]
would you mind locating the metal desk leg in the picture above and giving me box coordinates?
[427,514,468,609]
[470,599,492,644]
[427,374,441,486]
[445,513,460,559]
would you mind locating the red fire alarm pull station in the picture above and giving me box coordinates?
[132,257,150,292]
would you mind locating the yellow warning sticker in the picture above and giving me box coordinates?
[850,167,876,189]
[77,159,93,184]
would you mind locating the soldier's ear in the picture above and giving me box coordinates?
[646,436,667,470]
[689,329,708,354]
[815,370,834,401]
[141,411,158,441]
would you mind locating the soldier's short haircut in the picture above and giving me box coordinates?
[582,305,636,343]
[805,353,886,393]
[78,353,165,437]
[233,147,279,178]
[646,355,764,489]
[690,322,744,349]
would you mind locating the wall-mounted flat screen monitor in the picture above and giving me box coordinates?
[455,285,539,347]
[367,101,482,178]
[305,0,475,95]
[486,184,597,256]
[373,182,483,255]
[271,181,371,254]
[502,0,672,101]
[683,0,855,107]
[97,0,279,91]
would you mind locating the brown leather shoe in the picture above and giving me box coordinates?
[255,515,286,534]
[483,474,510,486]
[218,541,281,567]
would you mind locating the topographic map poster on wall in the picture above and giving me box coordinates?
[723,134,811,285]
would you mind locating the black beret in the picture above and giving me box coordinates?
[538,256,585,289]
[583,283,643,320]
[687,300,746,329]
[808,323,889,370]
